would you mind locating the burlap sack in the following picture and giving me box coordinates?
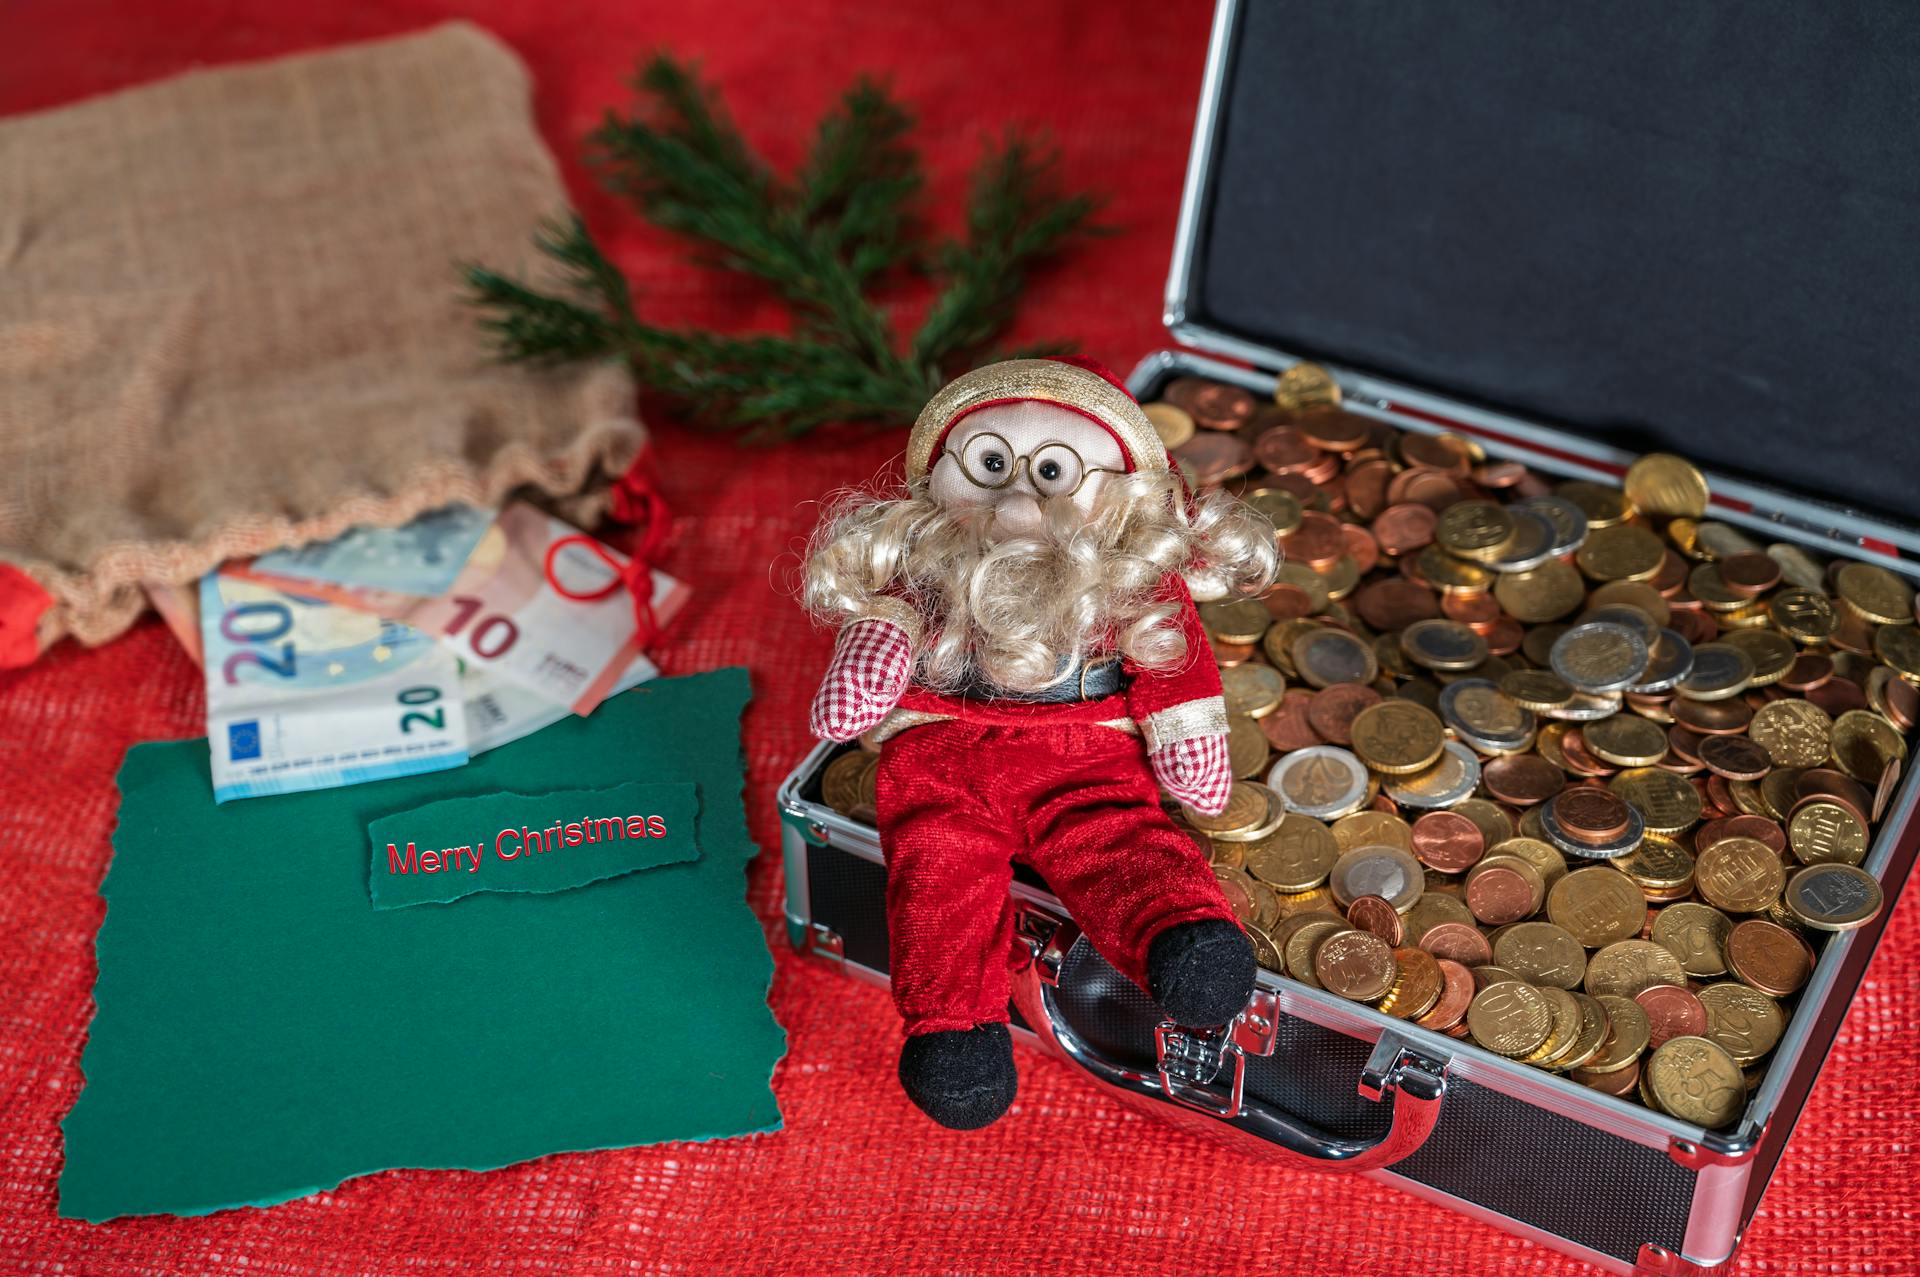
[0,23,644,655]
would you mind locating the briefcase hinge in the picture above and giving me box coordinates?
[802,922,844,965]
[1665,1132,1759,1171]
[1153,989,1279,1119]
[1636,1242,1735,1275]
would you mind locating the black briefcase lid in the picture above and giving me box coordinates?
[1168,0,1920,540]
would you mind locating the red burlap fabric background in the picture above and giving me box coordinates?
[2,3,1915,1273]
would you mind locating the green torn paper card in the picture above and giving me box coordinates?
[61,667,783,1222]
[368,781,701,908]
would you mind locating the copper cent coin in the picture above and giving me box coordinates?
[1415,958,1478,1031]
[1260,689,1323,753]
[1698,734,1772,782]
[1373,503,1439,556]
[1635,984,1709,1048]
[1410,809,1487,873]
[1346,895,1406,946]
[1466,864,1539,926]
[1307,682,1384,746]
[1483,754,1567,806]
[1353,578,1442,630]
[1725,919,1815,997]
[1551,787,1634,843]
[1419,921,1495,967]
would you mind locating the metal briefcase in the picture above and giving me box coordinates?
[778,3,1920,1272]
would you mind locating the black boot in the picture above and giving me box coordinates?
[1147,919,1257,1027]
[898,1023,1018,1130]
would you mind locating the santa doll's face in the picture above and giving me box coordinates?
[927,401,1129,540]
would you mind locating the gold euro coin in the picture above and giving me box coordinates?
[1493,921,1588,990]
[821,750,875,817]
[1721,628,1796,687]
[1285,917,1350,988]
[1575,523,1667,583]
[1645,1036,1745,1128]
[1618,834,1695,896]
[1872,622,1920,683]
[1435,500,1519,563]
[1495,559,1587,624]
[1200,598,1272,646]
[1585,940,1687,998]
[1415,544,1496,596]
[1698,983,1784,1066]
[1467,981,1555,1057]
[1245,813,1341,893]
[1767,587,1836,644]
[1831,708,1907,784]
[1583,995,1652,1073]
[1650,902,1735,977]
[1609,766,1704,835]
[1245,487,1305,538]
[1273,362,1344,416]
[1143,402,1196,450]
[1556,993,1613,1073]
[1331,808,1413,852]
[1695,837,1787,913]
[1221,662,1287,717]
[1546,865,1647,948]
[1518,987,1585,1066]
[1227,713,1270,778]
[1624,453,1710,520]
[1186,780,1270,836]
[1581,713,1670,768]
[1748,699,1833,768]
[1557,480,1633,528]
[1788,799,1868,866]
[1349,700,1447,775]
[1834,561,1915,626]
[1501,668,1576,712]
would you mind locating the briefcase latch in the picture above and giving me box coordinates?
[1153,990,1279,1120]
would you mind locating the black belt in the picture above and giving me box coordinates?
[953,657,1128,703]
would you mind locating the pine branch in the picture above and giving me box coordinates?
[910,135,1105,376]
[463,53,1106,436]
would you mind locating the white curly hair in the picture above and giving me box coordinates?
[800,467,1279,696]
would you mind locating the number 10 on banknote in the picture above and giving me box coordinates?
[199,574,469,803]
[404,504,688,716]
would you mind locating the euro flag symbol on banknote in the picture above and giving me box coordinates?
[199,572,468,803]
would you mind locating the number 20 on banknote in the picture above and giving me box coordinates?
[198,573,468,802]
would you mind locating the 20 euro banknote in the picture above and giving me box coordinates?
[200,571,469,802]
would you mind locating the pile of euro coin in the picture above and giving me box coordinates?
[1140,364,1905,1132]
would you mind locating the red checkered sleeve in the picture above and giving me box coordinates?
[809,618,916,742]
[1151,733,1233,816]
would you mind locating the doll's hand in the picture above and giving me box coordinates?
[809,618,914,741]
[1152,734,1233,816]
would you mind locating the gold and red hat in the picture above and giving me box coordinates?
[905,356,1171,484]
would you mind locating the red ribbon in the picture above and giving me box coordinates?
[541,457,673,649]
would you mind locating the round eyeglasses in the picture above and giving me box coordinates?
[951,431,1123,499]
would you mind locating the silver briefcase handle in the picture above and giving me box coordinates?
[1009,905,1449,1173]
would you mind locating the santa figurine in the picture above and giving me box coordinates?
[801,357,1280,1129]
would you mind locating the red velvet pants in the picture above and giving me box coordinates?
[873,715,1236,1036]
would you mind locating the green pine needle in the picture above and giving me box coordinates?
[465,52,1106,435]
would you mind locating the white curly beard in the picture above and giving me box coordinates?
[802,469,1278,696]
